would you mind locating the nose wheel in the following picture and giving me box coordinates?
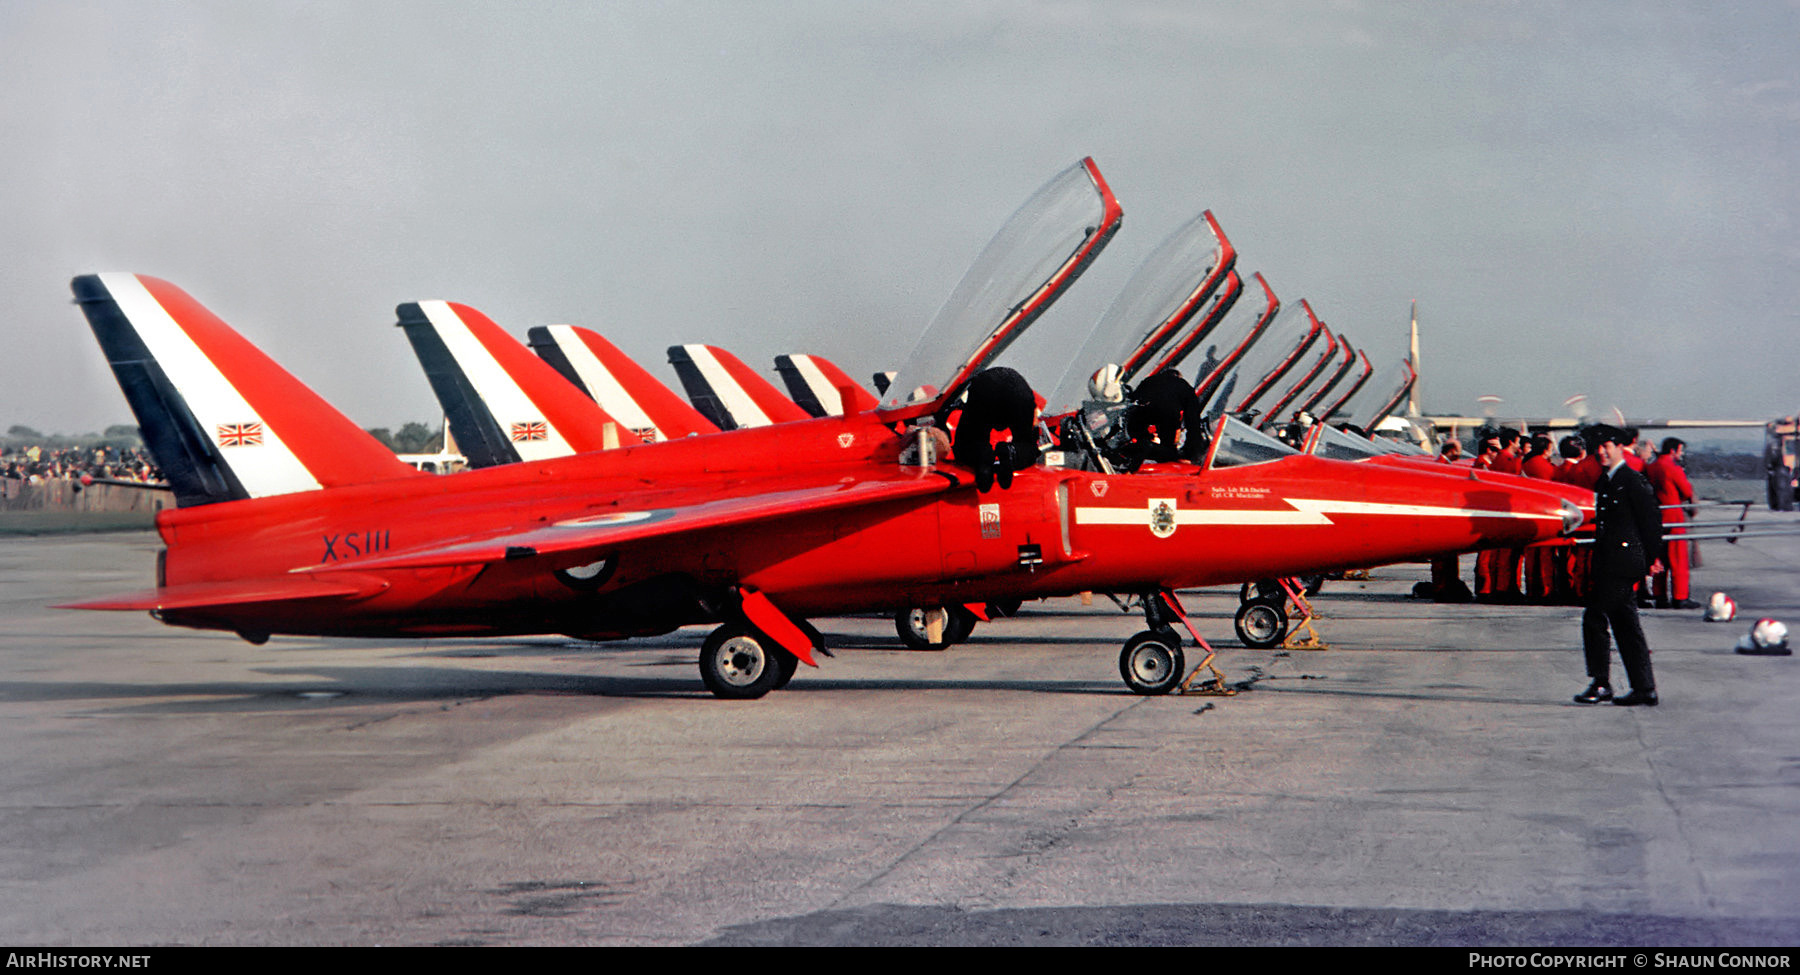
[1119,630,1185,695]
[1116,589,1235,696]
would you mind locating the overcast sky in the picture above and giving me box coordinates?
[4,1,1796,441]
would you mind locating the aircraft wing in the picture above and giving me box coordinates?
[58,572,390,612]
[301,470,957,573]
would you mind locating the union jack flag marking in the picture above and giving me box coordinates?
[511,421,548,442]
[217,422,263,447]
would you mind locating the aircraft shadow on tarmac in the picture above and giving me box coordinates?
[695,900,1799,948]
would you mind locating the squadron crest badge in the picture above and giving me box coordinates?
[1148,498,1178,538]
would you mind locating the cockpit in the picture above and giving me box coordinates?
[1205,416,1298,469]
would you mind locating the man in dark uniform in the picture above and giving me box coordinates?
[1574,425,1665,707]
[952,366,1040,492]
[1119,369,1207,470]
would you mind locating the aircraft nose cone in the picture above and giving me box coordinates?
[1560,498,1586,536]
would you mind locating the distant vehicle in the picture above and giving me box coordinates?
[1769,415,1799,510]
[397,452,466,475]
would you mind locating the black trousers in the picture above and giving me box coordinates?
[1582,580,1654,691]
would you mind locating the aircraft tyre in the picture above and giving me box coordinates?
[1120,629,1185,696]
[699,623,783,700]
[1303,574,1325,597]
[1235,599,1289,649]
[895,606,978,651]
[948,606,978,643]
[771,648,800,690]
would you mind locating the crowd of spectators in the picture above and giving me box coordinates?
[1,443,163,486]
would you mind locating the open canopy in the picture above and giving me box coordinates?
[879,158,1122,419]
[1227,299,1324,418]
[1345,357,1417,431]
[1047,209,1234,412]
[1192,270,1279,408]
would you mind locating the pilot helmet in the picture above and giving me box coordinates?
[1088,364,1124,403]
[1735,617,1792,655]
[1752,618,1789,650]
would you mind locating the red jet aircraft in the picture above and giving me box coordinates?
[63,159,1585,699]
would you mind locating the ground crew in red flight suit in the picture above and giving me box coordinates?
[1429,438,1471,601]
[1553,435,1600,602]
[1520,434,1558,601]
[1471,434,1510,600]
[1481,429,1525,601]
[1647,437,1696,609]
[1622,428,1654,603]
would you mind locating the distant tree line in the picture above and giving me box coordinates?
[3,424,143,451]
[5,422,447,457]
[364,422,446,455]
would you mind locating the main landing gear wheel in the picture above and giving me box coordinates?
[895,606,977,651]
[1234,599,1289,649]
[699,623,783,700]
[1119,629,1185,696]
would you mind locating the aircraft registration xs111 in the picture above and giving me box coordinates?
[62,160,1586,697]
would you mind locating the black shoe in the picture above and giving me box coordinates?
[1654,597,1670,609]
[1670,598,1699,610]
[993,443,1016,490]
[1573,682,1613,704]
[1613,689,1659,707]
[1637,597,1654,609]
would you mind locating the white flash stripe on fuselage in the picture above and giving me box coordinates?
[99,273,323,498]
[682,345,772,427]
[420,301,574,461]
[544,325,663,440]
[789,355,843,415]
[1074,498,1563,527]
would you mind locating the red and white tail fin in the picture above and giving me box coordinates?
[773,354,881,417]
[666,344,811,430]
[71,274,421,507]
[527,325,717,442]
[395,301,640,468]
